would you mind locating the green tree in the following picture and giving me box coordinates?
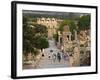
[23,16,49,59]
[77,15,90,30]
[33,35,49,52]
[33,24,47,34]
[23,16,36,56]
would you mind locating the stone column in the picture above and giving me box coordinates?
[69,56,74,67]
[69,33,71,41]
[73,47,80,66]
[75,30,77,41]
[58,31,61,44]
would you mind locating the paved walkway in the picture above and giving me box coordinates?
[35,39,70,69]
[23,39,70,69]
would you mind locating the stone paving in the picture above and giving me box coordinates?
[35,39,70,69]
[23,39,70,69]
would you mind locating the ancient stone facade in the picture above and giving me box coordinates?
[58,25,91,66]
[37,17,60,39]
[58,25,72,52]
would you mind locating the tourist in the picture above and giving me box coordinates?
[48,55,51,60]
[52,53,56,62]
[57,52,61,62]
[42,53,44,57]
[63,53,68,61]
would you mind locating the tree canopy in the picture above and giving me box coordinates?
[77,15,90,30]
[33,35,49,51]
[23,16,49,56]
[33,24,47,36]
[23,17,35,55]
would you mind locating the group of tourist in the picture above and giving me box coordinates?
[51,52,61,62]
[41,50,68,63]
[48,50,68,63]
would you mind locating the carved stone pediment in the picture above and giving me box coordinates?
[63,25,70,32]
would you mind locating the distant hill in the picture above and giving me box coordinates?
[23,10,89,20]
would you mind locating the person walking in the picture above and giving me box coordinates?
[57,52,61,62]
[63,53,68,61]
[52,53,56,62]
